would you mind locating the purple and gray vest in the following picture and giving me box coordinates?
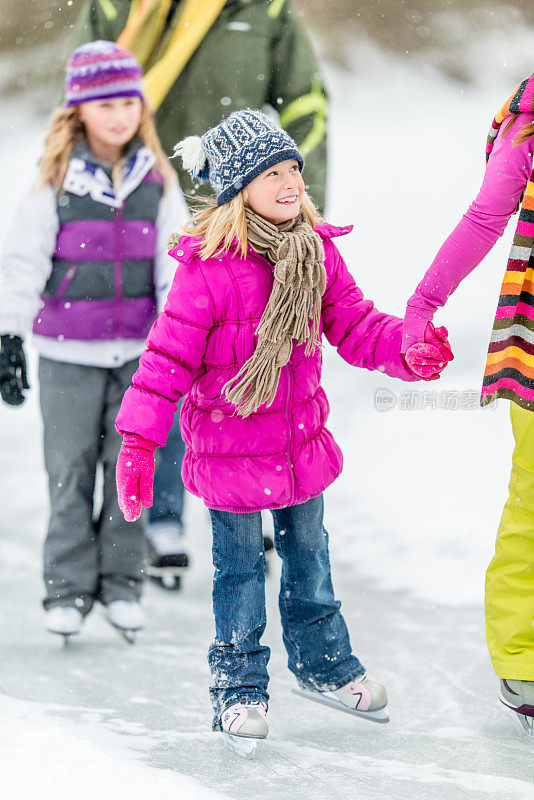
[33,143,164,341]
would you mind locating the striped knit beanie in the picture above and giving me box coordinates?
[173,109,304,206]
[64,41,144,108]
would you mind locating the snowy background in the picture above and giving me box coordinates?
[2,3,534,798]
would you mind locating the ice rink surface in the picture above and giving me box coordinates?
[1,59,534,799]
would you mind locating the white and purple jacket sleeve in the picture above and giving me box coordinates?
[0,182,58,338]
[402,113,534,352]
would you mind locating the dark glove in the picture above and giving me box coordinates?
[0,334,30,406]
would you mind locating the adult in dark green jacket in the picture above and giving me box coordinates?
[73,0,328,212]
[71,0,328,586]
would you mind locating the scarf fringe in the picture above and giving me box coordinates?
[224,209,326,417]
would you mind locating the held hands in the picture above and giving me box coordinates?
[404,324,454,381]
[0,334,30,405]
[116,434,157,522]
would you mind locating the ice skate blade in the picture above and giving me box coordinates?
[218,732,258,759]
[147,564,188,577]
[48,629,79,644]
[149,574,182,591]
[119,629,137,645]
[516,713,534,735]
[292,687,390,724]
[105,619,140,644]
[508,711,534,735]
[500,694,534,735]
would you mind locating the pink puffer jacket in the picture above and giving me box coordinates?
[116,222,416,512]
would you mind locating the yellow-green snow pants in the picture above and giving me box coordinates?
[486,402,534,679]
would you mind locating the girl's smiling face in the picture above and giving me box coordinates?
[245,159,305,224]
[78,96,143,162]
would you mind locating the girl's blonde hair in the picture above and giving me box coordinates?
[516,119,534,145]
[172,191,322,260]
[39,101,175,192]
[503,113,534,146]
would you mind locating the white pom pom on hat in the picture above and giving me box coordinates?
[172,110,304,205]
[171,136,208,179]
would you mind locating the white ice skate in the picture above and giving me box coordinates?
[104,600,145,644]
[146,522,189,590]
[45,606,83,643]
[293,673,390,724]
[216,700,268,759]
[500,679,534,734]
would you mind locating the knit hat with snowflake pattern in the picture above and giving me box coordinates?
[172,109,304,205]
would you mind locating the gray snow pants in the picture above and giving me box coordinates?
[39,357,146,614]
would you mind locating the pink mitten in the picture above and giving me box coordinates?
[116,433,157,522]
[405,342,444,380]
[405,324,454,381]
[424,324,454,363]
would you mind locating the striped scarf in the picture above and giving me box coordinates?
[482,75,534,410]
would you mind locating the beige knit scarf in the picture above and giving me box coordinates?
[223,208,327,417]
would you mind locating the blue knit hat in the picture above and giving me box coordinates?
[173,109,304,205]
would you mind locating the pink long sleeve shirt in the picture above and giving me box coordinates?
[402,113,534,352]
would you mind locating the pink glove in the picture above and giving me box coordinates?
[116,434,157,522]
[425,324,454,362]
[405,324,454,381]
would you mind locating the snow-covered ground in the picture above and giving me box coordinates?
[1,58,534,799]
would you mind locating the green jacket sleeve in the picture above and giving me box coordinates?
[70,0,328,212]
[71,0,129,48]
[266,0,328,214]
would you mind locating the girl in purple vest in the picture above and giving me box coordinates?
[0,41,188,640]
[114,109,452,741]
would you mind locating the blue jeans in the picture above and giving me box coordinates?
[149,400,186,526]
[208,495,365,725]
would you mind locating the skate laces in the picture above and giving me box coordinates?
[147,524,184,555]
[347,673,367,692]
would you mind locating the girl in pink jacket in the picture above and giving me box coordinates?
[402,77,534,735]
[115,109,451,743]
